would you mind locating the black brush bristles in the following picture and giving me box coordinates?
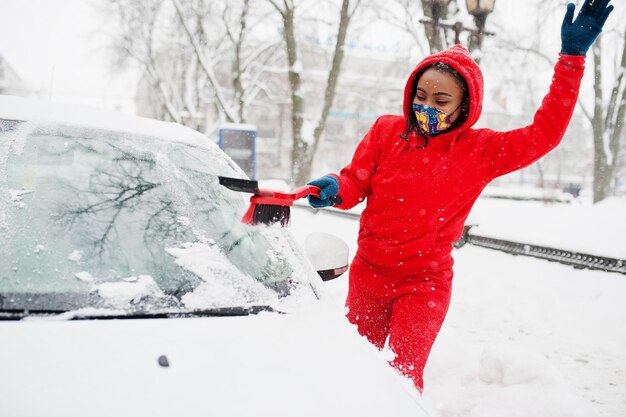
[252,204,291,226]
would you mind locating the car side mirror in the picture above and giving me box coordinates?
[303,232,349,281]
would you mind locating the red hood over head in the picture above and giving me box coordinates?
[403,44,484,132]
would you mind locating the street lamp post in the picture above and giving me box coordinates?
[466,0,496,52]
[419,0,495,55]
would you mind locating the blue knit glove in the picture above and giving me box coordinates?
[307,175,339,208]
[561,0,613,56]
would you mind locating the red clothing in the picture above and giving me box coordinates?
[345,257,452,392]
[334,45,586,391]
[335,45,585,275]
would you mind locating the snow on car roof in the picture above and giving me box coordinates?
[0,94,212,149]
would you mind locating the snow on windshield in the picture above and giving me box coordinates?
[95,275,165,308]
[0,120,35,233]
[166,242,280,309]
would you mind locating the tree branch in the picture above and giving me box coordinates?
[313,0,355,151]
[171,0,239,122]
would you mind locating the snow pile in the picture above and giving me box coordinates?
[74,271,94,283]
[425,342,601,417]
[9,188,33,208]
[67,250,83,262]
[440,245,626,417]
[165,242,279,310]
[96,275,164,307]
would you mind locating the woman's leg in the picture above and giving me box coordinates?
[345,257,393,349]
[387,271,453,392]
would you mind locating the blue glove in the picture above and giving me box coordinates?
[561,0,613,56]
[307,175,339,208]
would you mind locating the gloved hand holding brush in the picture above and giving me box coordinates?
[307,175,340,208]
[218,175,342,225]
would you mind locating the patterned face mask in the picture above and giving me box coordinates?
[412,103,460,135]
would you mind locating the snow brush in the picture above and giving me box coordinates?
[218,176,342,226]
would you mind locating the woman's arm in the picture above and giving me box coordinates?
[478,0,613,179]
[479,54,585,179]
[333,117,383,210]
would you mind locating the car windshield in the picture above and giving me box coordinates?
[0,120,315,316]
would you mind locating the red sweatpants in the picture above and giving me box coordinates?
[345,255,453,392]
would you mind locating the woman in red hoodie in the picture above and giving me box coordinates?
[307,0,613,392]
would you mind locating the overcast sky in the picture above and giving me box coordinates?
[0,0,136,112]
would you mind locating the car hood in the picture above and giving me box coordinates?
[0,303,430,417]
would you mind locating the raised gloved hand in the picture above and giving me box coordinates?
[561,0,613,56]
[307,175,340,208]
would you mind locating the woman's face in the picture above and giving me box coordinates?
[413,68,465,122]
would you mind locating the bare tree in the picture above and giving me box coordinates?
[172,0,284,125]
[107,0,284,131]
[108,0,189,124]
[587,27,626,202]
[106,0,367,183]
[420,0,453,53]
[267,0,362,184]
[487,1,625,203]
[374,0,456,54]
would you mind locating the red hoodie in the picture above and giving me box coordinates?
[333,45,585,275]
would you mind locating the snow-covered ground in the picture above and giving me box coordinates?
[288,196,626,417]
[467,196,626,259]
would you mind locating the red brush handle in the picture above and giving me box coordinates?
[293,185,321,199]
[292,185,342,205]
[241,185,341,224]
[250,185,320,205]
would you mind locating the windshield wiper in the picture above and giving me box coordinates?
[88,305,279,320]
[0,309,68,320]
[0,305,279,321]
[163,305,280,317]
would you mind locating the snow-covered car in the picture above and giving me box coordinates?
[0,95,429,417]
